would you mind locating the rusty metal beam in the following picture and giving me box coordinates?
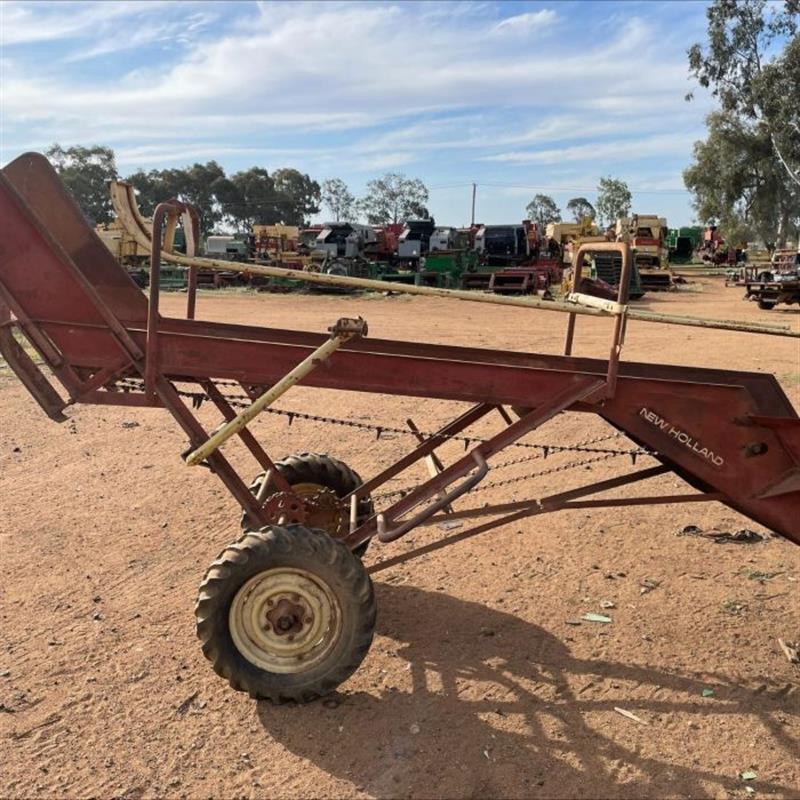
[202,380,293,493]
[347,403,495,500]
[367,465,705,574]
[0,304,67,421]
[185,318,366,466]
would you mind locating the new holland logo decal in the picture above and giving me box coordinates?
[639,407,724,467]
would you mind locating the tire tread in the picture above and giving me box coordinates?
[195,525,375,704]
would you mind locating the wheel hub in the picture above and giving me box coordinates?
[229,567,342,674]
[266,596,308,637]
[261,492,308,526]
[302,486,348,538]
[259,484,348,538]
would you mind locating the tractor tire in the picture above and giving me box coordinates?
[758,299,777,310]
[196,525,376,703]
[245,453,374,557]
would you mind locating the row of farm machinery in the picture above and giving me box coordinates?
[97,181,685,301]
[96,178,800,312]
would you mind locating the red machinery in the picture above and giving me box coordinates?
[2,154,800,704]
[698,225,725,264]
[367,223,403,260]
[466,222,551,293]
[488,255,562,295]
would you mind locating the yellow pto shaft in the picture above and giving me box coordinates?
[185,318,367,466]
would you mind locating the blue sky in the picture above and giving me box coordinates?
[0,0,716,225]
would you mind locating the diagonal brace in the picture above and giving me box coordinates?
[185,318,366,466]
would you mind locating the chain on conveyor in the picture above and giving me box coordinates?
[373,451,629,502]
[116,378,649,456]
[115,377,654,502]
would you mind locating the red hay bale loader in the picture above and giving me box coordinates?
[1,153,799,703]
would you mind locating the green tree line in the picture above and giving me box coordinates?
[524,180,631,229]
[47,144,321,233]
[47,142,645,239]
[46,144,430,234]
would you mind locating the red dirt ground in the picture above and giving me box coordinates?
[1,278,798,799]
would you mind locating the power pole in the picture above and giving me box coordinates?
[470,182,476,226]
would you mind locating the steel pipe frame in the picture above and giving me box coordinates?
[201,380,294,494]
[7,256,800,544]
[147,200,199,399]
[0,217,733,567]
[7,276,800,552]
[415,464,725,526]
[343,376,604,549]
[153,375,272,529]
[75,371,726,563]
[0,300,68,421]
[406,416,454,514]
[367,466,724,575]
[185,320,365,467]
[154,247,800,339]
[344,402,496,501]
[27,313,793,415]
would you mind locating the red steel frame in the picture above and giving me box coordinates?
[2,152,800,554]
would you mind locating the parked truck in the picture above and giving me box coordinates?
[744,248,800,309]
[475,222,541,267]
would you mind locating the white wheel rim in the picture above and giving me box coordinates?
[229,567,342,674]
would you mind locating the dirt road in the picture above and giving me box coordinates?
[1,278,798,799]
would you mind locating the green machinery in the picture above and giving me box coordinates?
[667,227,703,264]
[373,249,477,288]
[158,267,188,290]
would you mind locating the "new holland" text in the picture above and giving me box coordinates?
[639,407,724,467]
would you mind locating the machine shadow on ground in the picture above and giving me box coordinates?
[257,582,798,799]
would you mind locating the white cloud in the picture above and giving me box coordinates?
[490,9,558,36]
[481,132,699,165]
[62,11,216,62]
[0,1,174,46]
[114,144,311,167]
[356,151,418,171]
[0,7,700,141]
